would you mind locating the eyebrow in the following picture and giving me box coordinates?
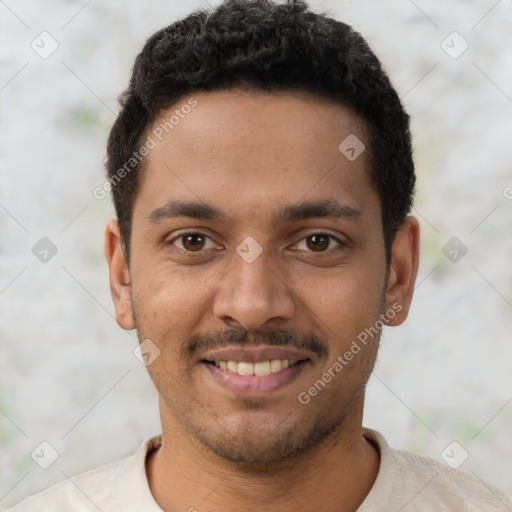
[148,199,362,226]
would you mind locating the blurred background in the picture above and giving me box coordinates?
[1,0,511,507]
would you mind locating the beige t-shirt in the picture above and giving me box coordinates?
[4,429,512,511]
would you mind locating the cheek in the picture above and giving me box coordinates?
[301,265,383,332]
[133,268,200,331]
[132,261,227,345]
[133,272,202,380]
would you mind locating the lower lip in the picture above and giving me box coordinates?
[201,360,310,396]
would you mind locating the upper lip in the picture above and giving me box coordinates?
[201,345,312,363]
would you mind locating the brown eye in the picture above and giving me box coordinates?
[182,234,205,251]
[294,233,343,253]
[306,234,330,252]
[170,233,217,252]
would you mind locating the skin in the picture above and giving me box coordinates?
[105,89,420,512]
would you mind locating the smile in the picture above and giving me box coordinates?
[201,358,310,395]
[206,359,300,376]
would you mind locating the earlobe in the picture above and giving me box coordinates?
[104,218,135,330]
[384,215,420,326]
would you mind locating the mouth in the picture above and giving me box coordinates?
[199,346,312,395]
[202,358,305,376]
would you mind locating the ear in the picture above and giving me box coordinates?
[384,215,420,326]
[104,218,135,330]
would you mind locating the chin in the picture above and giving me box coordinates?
[192,409,347,467]
[201,433,306,465]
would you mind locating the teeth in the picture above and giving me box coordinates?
[238,362,254,376]
[212,359,301,376]
[270,359,282,372]
[254,361,270,376]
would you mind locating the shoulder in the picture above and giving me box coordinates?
[362,428,512,511]
[3,436,162,512]
[391,447,511,510]
[3,459,127,512]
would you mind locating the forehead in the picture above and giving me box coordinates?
[134,89,377,228]
[147,89,367,165]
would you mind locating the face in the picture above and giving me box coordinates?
[105,89,419,465]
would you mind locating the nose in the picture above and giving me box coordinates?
[212,245,295,331]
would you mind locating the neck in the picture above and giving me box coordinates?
[146,398,380,512]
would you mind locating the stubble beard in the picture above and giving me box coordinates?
[131,283,385,467]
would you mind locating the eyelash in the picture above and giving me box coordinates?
[168,231,344,254]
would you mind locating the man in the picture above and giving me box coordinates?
[7,0,511,510]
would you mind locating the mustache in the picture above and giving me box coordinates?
[184,328,329,360]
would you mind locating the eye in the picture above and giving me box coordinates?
[294,233,343,253]
[168,231,344,254]
[169,232,218,252]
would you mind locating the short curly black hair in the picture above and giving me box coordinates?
[106,0,415,264]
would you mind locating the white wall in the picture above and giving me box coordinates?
[1,0,511,506]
